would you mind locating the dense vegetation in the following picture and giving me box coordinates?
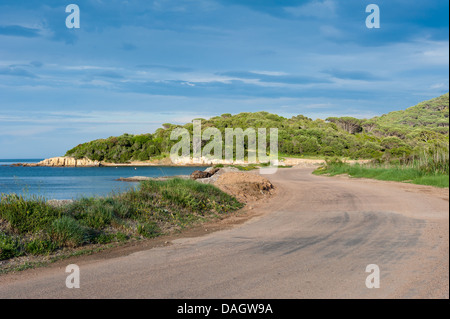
[371,93,449,135]
[66,94,449,164]
[313,94,449,187]
[0,179,242,262]
[2,94,448,264]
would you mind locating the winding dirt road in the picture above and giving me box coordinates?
[0,167,448,298]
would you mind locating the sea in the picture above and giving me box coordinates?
[0,159,206,200]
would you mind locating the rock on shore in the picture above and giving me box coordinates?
[13,156,327,168]
[19,156,101,167]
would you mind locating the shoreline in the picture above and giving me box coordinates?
[1,166,447,297]
[0,167,273,275]
[11,155,328,168]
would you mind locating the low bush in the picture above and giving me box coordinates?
[0,232,23,260]
[51,216,87,248]
[0,194,62,233]
[0,178,243,262]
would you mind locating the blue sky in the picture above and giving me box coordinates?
[0,0,448,158]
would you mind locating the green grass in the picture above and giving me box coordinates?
[65,93,449,164]
[231,164,262,171]
[219,162,281,171]
[0,178,244,264]
[279,153,326,160]
[0,243,117,275]
[314,161,449,188]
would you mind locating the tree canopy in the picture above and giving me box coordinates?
[65,93,449,163]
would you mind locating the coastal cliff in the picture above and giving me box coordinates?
[20,156,101,167]
[16,156,212,167]
[15,156,329,167]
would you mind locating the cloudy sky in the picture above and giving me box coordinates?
[0,0,448,158]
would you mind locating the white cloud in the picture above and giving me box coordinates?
[284,0,336,18]
[319,25,342,38]
[250,70,288,76]
[419,40,450,65]
[303,103,334,109]
[430,83,448,90]
[63,65,117,71]
[0,126,54,137]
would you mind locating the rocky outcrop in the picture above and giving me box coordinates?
[15,156,300,168]
[190,170,213,180]
[190,167,221,180]
[22,157,101,167]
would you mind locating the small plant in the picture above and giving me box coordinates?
[137,222,160,238]
[0,194,62,234]
[325,156,344,167]
[0,232,23,260]
[51,216,87,248]
[25,239,57,255]
[115,232,128,242]
[94,233,115,244]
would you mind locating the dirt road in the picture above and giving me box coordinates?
[0,167,448,298]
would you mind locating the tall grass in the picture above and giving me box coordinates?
[315,144,449,188]
[408,143,449,175]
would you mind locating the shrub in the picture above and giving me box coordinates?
[83,205,114,229]
[94,233,115,244]
[325,156,343,167]
[0,177,243,262]
[0,194,62,234]
[115,232,128,242]
[51,216,86,248]
[137,222,160,238]
[0,232,23,260]
[25,239,57,255]
[67,197,137,228]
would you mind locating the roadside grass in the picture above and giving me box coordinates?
[279,154,327,160]
[229,163,268,171]
[215,163,292,171]
[0,243,116,275]
[0,178,243,266]
[314,161,449,188]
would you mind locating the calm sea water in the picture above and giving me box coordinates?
[0,159,205,200]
